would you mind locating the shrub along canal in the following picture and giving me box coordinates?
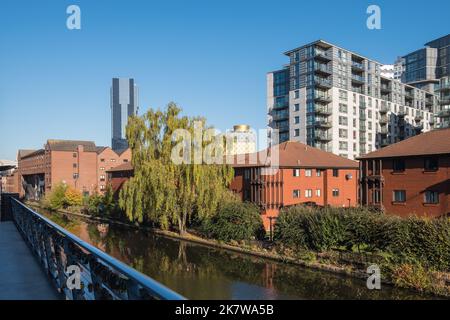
[38,208,435,300]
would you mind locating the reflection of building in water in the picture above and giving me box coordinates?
[226,125,257,155]
[262,263,276,290]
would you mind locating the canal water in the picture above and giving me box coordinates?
[39,209,435,300]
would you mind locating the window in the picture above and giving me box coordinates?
[305,169,312,177]
[316,189,321,197]
[72,153,77,158]
[293,169,300,177]
[111,159,116,162]
[100,158,105,162]
[316,169,322,177]
[100,175,105,181]
[294,129,300,137]
[305,189,312,198]
[73,163,77,168]
[333,169,339,177]
[424,191,439,204]
[123,159,129,162]
[100,185,105,191]
[393,190,406,202]
[293,190,300,198]
[294,104,300,112]
[100,167,105,171]
[424,157,438,171]
[294,116,300,124]
[332,189,339,197]
[73,173,79,179]
[393,159,405,172]
[295,90,300,99]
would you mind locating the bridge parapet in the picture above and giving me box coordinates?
[9,197,185,300]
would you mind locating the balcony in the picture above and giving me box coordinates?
[380,139,389,147]
[404,92,414,100]
[314,51,332,62]
[380,127,389,135]
[315,106,332,116]
[351,61,365,71]
[351,74,365,85]
[271,112,289,121]
[437,109,450,118]
[380,84,392,93]
[359,113,367,121]
[314,77,332,89]
[315,120,333,128]
[425,97,434,106]
[379,105,389,113]
[314,131,332,142]
[314,63,332,76]
[440,97,450,105]
[359,102,367,109]
[359,124,367,132]
[379,115,389,124]
[314,94,332,104]
[360,136,367,144]
[439,83,450,91]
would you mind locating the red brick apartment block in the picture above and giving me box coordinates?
[17,140,131,199]
[96,147,131,194]
[106,162,134,197]
[229,141,359,230]
[359,128,450,218]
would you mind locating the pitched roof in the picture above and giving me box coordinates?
[359,128,450,159]
[17,149,38,159]
[46,139,97,152]
[231,141,359,169]
[96,146,109,154]
[106,162,133,172]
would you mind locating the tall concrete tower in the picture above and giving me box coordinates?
[111,78,139,151]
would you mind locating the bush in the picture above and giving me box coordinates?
[201,202,265,242]
[45,182,68,210]
[274,205,450,271]
[64,187,83,207]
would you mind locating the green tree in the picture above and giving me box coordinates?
[119,103,234,234]
[46,182,68,210]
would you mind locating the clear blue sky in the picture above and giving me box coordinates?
[1,0,449,160]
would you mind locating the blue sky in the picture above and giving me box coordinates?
[0,0,449,160]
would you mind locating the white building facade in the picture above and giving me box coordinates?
[267,40,437,160]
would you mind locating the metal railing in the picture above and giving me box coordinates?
[10,198,185,300]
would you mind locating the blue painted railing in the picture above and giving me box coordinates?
[10,197,185,300]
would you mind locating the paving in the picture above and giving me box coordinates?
[0,221,60,300]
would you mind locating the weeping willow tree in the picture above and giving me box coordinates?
[119,102,234,235]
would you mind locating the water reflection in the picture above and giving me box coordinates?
[42,211,435,300]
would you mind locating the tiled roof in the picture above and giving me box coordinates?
[17,149,38,159]
[231,141,359,169]
[359,128,450,159]
[46,139,97,152]
[96,146,109,154]
[106,162,133,172]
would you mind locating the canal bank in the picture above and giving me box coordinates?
[25,202,444,299]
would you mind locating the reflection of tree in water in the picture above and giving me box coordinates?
[42,211,436,300]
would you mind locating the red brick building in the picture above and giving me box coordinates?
[359,128,450,218]
[96,147,131,193]
[17,140,131,199]
[106,162,134,197]
[230,141,359,229]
